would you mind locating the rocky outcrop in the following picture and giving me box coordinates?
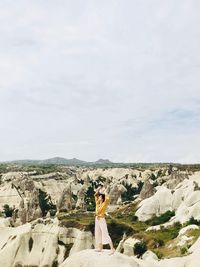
[136,178,200,223]
[163,170,189,189]
[116,237,140,256]
[60,249,139,267]
[109,184,127,205]
[60,236,200,267]
[57,183,73,211]
[0,218,94,267]
[140,180,156,200]
[76,184,88,210]
[135,186,173,221]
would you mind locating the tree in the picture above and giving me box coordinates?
[85,183,96,211]
[133,241,147,258]
[38,189,56,217]
[3,204,14,217]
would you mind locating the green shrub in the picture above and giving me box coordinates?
[84,221,95,232]
[38,189,57,217]
[187,217,200,226]
[133,241,147,258]
[154,238,164,247]
[85,183,95,212]
[59,220,80,228]
[52,260,58,267]
[150,173,157,181]
[154,250,164,259]
[146,210,175,226]
[108,220,134,247]
[131,215,138,222]
[173,221,182,228]
[180,246,188,255]
[3,204,14,217]
[121,181,144,201]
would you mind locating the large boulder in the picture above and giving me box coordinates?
[136,178,200,223]
[60,249,139,267]
[0,218,94,267]
[135,186,173,221]
[140,180,156,200]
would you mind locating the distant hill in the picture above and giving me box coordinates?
[94,159,112,164]
[2,157,114,166]
[2,157,186,169]
[42,157,87,165]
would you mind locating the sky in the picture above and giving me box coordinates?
[0,0,200,163]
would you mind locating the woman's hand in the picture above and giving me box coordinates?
[94,186,102,195]
[100,186,108,194]
[97,186,102,192]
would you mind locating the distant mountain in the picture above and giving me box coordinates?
[95,159,112,164]
[42,157,86,165]
[3,157,113,166]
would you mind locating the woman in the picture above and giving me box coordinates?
[94,186,115,255]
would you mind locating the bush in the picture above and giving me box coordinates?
[108,220,134,247]
[154,238,164,248]
[146,210,175,226]
[180,246,188,255]
[84,221,95,232]
[38,189,57,217]
[3,204,14,217]
[85,184,95,212]
[150,173,157,181]
[187,217,200,226]
[154,250,163,259]
[121,181,144,202]
[52,260,58,267]
[131,215,138,222]
[133,241,147,258]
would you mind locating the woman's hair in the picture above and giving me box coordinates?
[98,193,105,202]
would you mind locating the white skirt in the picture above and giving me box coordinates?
[95,217,112,245]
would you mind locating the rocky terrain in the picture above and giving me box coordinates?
[0,163,200,266]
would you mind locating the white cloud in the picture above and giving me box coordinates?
[0,0,200,162]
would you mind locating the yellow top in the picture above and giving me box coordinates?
[94,194,109,217]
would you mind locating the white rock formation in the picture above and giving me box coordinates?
[116,237,140,256]
[136,178,200,223]
[60,249,139,267]
[0,218,94,267]
[135,186,173,221]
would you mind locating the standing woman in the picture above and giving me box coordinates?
[94,186,115,255]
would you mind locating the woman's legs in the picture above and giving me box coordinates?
[99,218,115,254]
[95,217,103,251]
[108,240,115,254]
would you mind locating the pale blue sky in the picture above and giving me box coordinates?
[0,0,200,163]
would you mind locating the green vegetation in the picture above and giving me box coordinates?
[0,164,10,173]
[146,210,175,226]
[121,181,144,202]
[186,228,200,242]
[133,241,147,258]
[84,182,96,212]
[38,189,57,217]
[57,204,183,258]
[3,204,14,217]
[180,246,188,255]
[2,161,200,171]
[186,217,200,226]
[107,219,135,247]
[52,260,58,267]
